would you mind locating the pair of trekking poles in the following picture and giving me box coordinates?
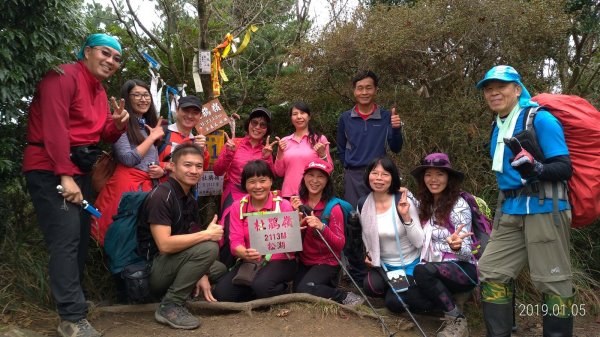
[299,205,428,337]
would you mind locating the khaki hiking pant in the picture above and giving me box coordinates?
[479,211,573,297]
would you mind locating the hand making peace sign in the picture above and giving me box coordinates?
[224,130,236,152]
[110,97,130,130]
[446,223,474,251]
[261,135,278,159]
[144,116,165,141]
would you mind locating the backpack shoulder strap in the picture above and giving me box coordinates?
[524,106,540,132]
[157,125,172,155]
[321,198,341,226]
[357,195,367,214]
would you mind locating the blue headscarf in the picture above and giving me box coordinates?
[476,65,538,108]
[76,33,122,60]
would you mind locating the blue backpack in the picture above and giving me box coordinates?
[321,197,355,250]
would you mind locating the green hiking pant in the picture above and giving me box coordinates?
[479,211,572,296]
[150,241,226,305]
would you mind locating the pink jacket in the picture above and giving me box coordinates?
[228,192,295,261]
[213,136,274,206]
[273,134,332,197]
[299,200,345,266]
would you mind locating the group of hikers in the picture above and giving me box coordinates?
[23,33,575,337]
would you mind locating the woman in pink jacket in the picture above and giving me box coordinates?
[290,159,363,306]
[273,102,332,198]
[214,108,277,267]
[213,160,297,302]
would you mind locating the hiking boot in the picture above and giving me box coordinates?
[155,303,200,329]
[57,318,102,337]
[341,291,365,307]
[437,316,469,337]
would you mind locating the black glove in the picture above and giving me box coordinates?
[510,148,544,179]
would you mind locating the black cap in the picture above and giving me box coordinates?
[178,96,203,110]
[249,107,272,121]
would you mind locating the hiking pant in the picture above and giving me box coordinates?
[479,212,573,296]
[411,261,477,313]
[479,211,573,336]
[150,241,226,305]
[213,259,297,302]
[342,168,369,284]
[343,167,370,209]
[294,263,345,303]
[26,170,93,322]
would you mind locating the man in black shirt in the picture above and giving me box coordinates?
[138,143,226,330]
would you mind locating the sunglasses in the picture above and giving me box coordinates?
[93,47,122,64]
[422,158,449,166]
[250,119,268,129]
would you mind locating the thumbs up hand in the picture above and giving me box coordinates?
[391,107,402,129]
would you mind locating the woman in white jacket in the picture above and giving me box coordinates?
[358,156,424,313]
[410,152,477,337]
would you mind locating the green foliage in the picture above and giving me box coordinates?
[2,0,600,329]
[271,0,580,199]
[0,0,86,120]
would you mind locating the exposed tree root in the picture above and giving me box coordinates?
[94,293,382,321]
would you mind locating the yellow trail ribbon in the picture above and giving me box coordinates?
[225,25,258,59]
[211,26,259,97]
[211,49,221,97]
[222,33,234,58]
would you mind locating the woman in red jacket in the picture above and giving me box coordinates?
[290,159,363,306]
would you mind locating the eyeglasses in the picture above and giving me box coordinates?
[130,93,151,100]
[422,158,449,166]
[93,47,122,64]
[250,119,268,129]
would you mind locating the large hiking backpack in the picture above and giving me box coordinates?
[104,191,151,303]
[529,94,600,228]
[459,192,492,260]
[104,191,148,275]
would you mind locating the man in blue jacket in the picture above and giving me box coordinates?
[336,70,404,283]
[477,65,573,337]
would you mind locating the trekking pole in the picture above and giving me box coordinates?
[299,206,396,337]
[380,270,428,337]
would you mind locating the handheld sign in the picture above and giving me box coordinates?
[196,171,224,197]
[196,99,230,135]
[248,211,302,255]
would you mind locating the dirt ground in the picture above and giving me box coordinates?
[3,299,599,337]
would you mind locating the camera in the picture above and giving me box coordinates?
[147,161,157,167]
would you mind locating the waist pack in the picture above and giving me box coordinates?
[528,94,600,227]
[121,262,152,303]
[70,145,102,173]
[231,260,262,286]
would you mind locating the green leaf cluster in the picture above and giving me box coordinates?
[0,0,86,120]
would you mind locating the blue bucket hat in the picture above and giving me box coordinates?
[476,65,538,108]
[77,33,122,60]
